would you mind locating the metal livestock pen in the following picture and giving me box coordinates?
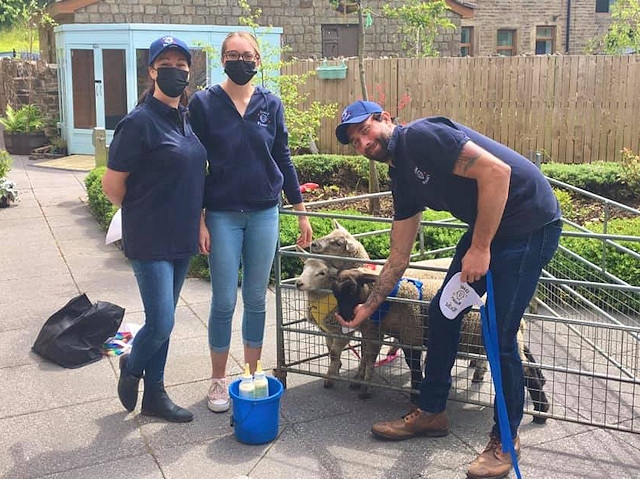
[274,181,640,434]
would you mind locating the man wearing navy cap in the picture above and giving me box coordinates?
[335,100,562,479]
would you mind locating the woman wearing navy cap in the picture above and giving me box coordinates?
[102,35,206,422]
[189,31,312,413]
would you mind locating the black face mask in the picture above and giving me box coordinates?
[224,60,258,86]
[155,67,189,98]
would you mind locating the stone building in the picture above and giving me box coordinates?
[42,1,614,62]
[460,0,614,56]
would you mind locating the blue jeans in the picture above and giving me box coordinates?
[419,219,562,438]
[126,257,191,386]
[205,206,279,352]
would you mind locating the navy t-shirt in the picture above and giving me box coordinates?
[107,94,206,260]
[388,117,561,237]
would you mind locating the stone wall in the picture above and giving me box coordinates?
[0,58,60,138]
[70,0,462,59]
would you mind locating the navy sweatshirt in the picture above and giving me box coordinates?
[188,84,304,211]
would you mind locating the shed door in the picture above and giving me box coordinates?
[70,47,127,131]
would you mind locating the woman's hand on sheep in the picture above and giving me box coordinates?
[296,215,313,249]
[336,303,372,328]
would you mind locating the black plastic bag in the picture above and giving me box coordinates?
[32,293,125,368]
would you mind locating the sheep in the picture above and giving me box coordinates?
[294,255,350,389]
[310,219,452,281]
[332,268,550,422]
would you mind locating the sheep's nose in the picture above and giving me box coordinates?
[310,240,318,249]
[295,280,303,290]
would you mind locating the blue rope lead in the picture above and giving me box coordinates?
[480,271,522,479]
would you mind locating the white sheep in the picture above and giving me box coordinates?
[294,255,350,389]
[332,268,550,421]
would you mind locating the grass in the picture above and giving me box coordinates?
[0,25,35,54]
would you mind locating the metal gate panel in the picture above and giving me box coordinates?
[276,189,640,434]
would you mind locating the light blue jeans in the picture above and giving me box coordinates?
[127,257,191,386]
[205,206,279,352]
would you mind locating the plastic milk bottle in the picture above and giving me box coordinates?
[253,359,269,399]
[238,363,255,399]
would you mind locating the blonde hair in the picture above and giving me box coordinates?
[220,31,261,60]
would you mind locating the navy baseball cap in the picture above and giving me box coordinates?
[149,35,191,66]
[335,100,383,145]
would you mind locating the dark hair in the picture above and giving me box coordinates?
[371,112,400,125]
[136,81,189,107]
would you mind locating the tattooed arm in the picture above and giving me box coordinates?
[337,213,421,328]
[453,140,511,283]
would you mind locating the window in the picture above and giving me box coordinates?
[535,26,555,54]
[461,27,473,56]
[497,30,516,56]
[596,0,615,13]
[321,24,359,58]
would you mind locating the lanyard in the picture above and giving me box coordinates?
[480,271,522,479]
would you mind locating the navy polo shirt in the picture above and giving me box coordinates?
[388,117,561,237]
[107,94,206,260]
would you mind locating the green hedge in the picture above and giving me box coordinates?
[84,167,118,229]
[293,154,391,192]
[85,156,639,285]
[541,162,636,202]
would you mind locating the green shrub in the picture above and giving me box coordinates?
[559,217,640,286]
[293,154,391,191]
[85,167,118,230]
[0,149,12,178]
[542,162,633,201]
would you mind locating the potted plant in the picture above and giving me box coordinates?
[0,150,19,208]
[0,104,48,155]
[0,178,19,208]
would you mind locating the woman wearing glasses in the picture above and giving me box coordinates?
[189,31,312,413]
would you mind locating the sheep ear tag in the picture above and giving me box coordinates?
[439,272,483,320]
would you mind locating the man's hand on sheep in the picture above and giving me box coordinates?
[336,303,375,328]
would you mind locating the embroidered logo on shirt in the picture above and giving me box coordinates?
[414,166,431,185]
[257,110,270,127]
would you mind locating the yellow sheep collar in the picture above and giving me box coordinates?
[309,295,338,333]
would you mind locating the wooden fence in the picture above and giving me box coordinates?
[283,55,640,163]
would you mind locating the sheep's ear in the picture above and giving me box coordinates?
[333,219,348,232]
[355,269,380,284]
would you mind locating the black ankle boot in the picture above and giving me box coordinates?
[118,353,142,412]
[141,384,194,423]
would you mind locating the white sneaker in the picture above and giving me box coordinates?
[207,377,230,413]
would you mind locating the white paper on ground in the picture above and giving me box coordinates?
[439,272,484,319]
[105,208,122,244]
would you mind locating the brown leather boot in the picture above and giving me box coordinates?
[371,409,449,441]
[466,434,521,479]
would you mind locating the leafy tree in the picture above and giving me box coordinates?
[0,0,55,57]
[586,0,640,54]
[382,0,455,57]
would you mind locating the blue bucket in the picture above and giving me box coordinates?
[229,376,284,445]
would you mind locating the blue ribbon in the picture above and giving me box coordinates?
[480,271,522,479]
